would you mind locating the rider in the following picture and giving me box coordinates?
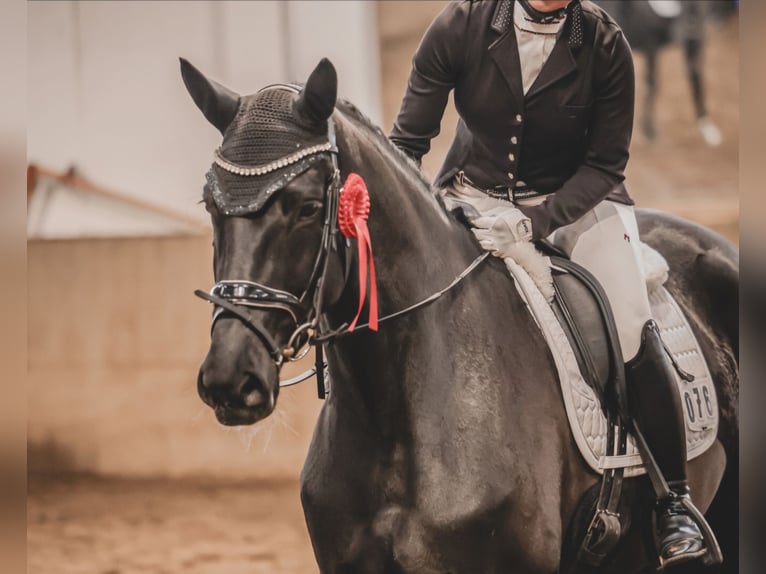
[390,0,709,567]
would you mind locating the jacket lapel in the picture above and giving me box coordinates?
[525,32,578,101]
[488,0,524,109]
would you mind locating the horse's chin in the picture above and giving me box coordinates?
[213,403,274,426]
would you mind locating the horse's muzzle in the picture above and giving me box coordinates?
[197,369,276,426]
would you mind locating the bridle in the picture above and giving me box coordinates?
[195,84,489,396]
[195,84,344,375]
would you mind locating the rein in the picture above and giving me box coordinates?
[267,250,488,392]
[312,251,489,343]
[196,88,489,395]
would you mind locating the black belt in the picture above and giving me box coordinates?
[457,172,549,203]
[484,186,514,201]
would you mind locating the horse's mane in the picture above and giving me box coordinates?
[333,98,556,293]
[332,97,487,266]
[332,97,473,237]
[333,98,443,200]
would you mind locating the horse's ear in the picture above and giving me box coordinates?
[294,58,337,125]
[179,58,240,135]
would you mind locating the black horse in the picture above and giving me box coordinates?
[182,58,739,573]
[597,0,737,146]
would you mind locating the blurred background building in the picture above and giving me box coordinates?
[27,2,738,572]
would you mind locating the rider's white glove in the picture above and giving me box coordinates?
[471,208,533,258]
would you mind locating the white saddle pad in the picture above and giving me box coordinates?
[504,245,718,477]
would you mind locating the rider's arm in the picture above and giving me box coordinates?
[389,2,470,164]
[517,27,635,240]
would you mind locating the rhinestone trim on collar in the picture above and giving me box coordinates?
[214,142,335,177]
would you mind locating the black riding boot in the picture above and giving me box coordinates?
[626,320,707,568]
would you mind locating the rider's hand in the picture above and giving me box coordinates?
[471,208,533,257]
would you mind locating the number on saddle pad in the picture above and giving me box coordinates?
[682,380,716,432]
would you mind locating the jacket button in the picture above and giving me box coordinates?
[515,114,523,123]
[511,136,518,144]
[508,173,515,180]
[508,153,515,162]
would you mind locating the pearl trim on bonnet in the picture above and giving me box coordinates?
[214,142,335,176]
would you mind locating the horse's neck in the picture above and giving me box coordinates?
[334,112,477,299]
[324,112,510,439]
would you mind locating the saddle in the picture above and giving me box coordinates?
[520,241,719,478]
[546,251,624,417]
[517,240,720,569]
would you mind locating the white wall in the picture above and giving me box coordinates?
[28,1,381,236]
[27,180,202,238]
[27,236,324,479]
[285,1,382,121]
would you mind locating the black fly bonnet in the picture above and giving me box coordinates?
[205,84,337,216]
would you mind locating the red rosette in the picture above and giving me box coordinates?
[338,173,378,332]
[338,173,370,239]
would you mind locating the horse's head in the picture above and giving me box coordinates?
[181,58,346,425]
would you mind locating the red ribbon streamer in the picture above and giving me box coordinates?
[338,173,378,332]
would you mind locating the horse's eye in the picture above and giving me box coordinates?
[298,201,322,219]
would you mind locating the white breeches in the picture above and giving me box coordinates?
[445,180,652,361]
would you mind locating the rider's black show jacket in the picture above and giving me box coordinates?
[390,0,635,239]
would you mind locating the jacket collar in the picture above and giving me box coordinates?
[489,0,578,105]
[492,0,581,34]
[490,0,514,34]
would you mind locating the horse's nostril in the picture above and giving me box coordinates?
[241,373,268,408]
[198,369,237,408]
[244,391,267,408]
